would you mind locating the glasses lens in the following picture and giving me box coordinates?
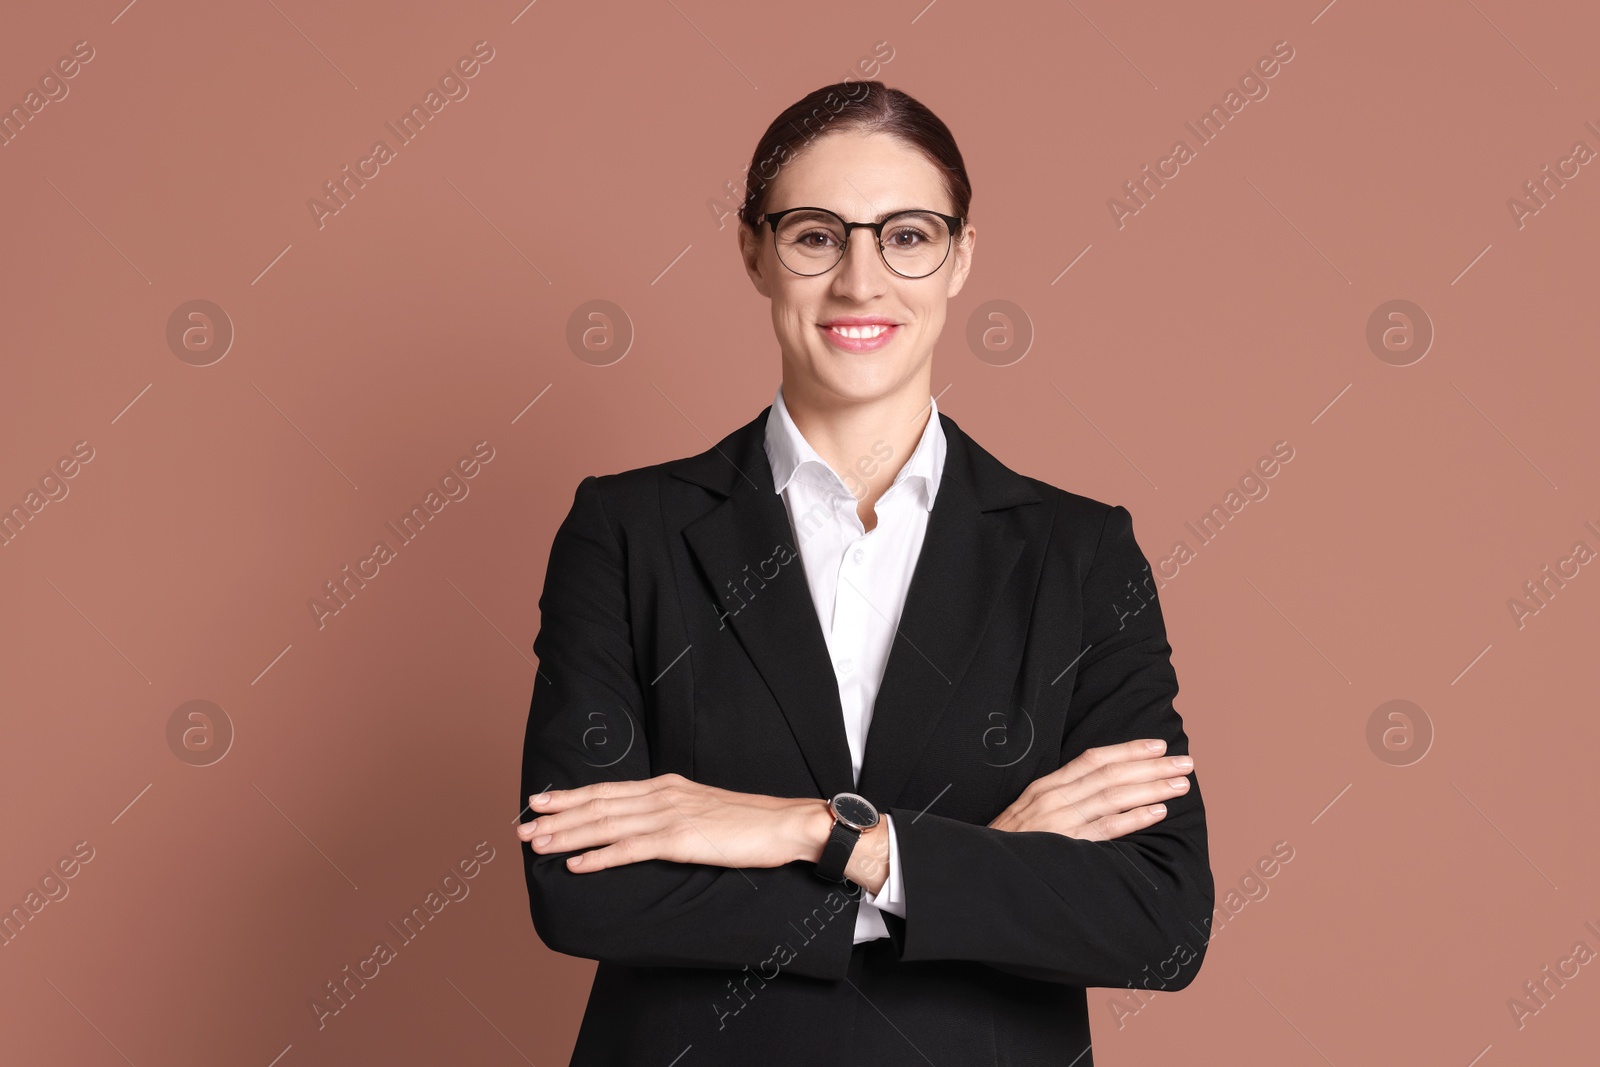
[880,211,951,278]
[773,210,847,274]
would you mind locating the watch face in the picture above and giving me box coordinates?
[831,792,878,831]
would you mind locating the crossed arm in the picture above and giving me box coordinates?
[518,478,1214,987]
[516,742,1193,925]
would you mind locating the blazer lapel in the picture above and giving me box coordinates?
[674,404,1041,807]
[855,415,1036,808]
[679,408,858,800]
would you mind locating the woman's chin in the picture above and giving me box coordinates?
[813,371,917,406]
[786,340,927,396]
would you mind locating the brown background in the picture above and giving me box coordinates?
[3,1,1597,1064]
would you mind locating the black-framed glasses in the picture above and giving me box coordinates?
[755,206,965,279]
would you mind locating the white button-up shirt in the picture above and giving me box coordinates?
[762,384,947,944]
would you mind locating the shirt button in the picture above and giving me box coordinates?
[836,657,853,673]
[852,548,864,564]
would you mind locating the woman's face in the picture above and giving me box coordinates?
[739,128,975,407]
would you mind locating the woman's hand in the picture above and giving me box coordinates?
[517,773,828,874]
[988,738,1193,841]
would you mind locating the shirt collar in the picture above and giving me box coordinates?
[763,384,945,511]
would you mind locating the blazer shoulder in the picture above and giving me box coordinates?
[574,406,771,518]
[1043,482,1121,535]
[564,461,674,530]
[562,418,759,527]
[973,438,1118,548]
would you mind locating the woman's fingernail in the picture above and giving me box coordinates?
[532,793,550,805]
[1145,740,1165,751]
[533,834,552,847]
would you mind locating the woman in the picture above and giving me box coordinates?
[518,81,1213,1066]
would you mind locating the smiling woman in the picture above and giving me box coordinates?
[518,80,1214,1067]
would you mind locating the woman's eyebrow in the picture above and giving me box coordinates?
[823,207,927,221]
[783,205,940,222]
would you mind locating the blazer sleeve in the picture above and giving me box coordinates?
[881,503,1215,989]
[519,475,861,981]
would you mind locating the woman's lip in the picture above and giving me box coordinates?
[819,322,900,353]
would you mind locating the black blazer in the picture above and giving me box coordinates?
[519,404,1213,1066]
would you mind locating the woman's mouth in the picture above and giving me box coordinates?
[819,322,900,353]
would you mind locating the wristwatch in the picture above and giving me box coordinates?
[814,791,880,884]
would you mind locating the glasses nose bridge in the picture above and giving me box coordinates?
[837,218,886,269]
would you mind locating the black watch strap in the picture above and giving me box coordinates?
[815,818,859,883]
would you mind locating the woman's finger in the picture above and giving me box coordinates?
[527,806,671,855]
[520,790,665,842]
[997,774,1189,836]
[1029,738,1171,793]
[1086,802,1171,841]
[561,832,667,872]
[1095,774,1190,816]
[1046,753,1193,810]
[528,773,682,815]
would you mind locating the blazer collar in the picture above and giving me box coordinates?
[675,404,1043,808]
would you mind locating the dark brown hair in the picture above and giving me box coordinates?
[735,80,971,238]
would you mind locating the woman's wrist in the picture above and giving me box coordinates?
[844,818,890,896]
[788,797,836,865]
[783,797,890,895]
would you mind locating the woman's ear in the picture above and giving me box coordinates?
[945,222,977,299]
[738,223,773,298]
